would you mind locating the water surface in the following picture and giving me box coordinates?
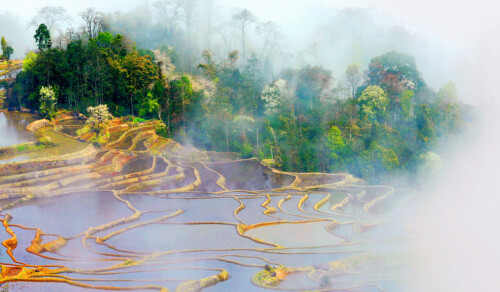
[0,111,35,147]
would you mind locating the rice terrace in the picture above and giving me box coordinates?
[0,0,492,291]
[0,112,421,291]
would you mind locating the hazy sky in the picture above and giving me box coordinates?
[3,0,497,47]
[1,2,499,288]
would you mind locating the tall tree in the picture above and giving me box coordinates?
[80,8,108,39]
[358,85,389,124]
[232,9,256,62]
[29,6,70,34]
[255,21,280,59]
[345,63,363,98]
[153,0,183,42]
[294,65,333,111]
[0,37,14,61]
[216,21,238,55]
[367,51,424,95]
[201,0,215,50]
[180,0,199,41]
[120,52,158,116]
[34,24,52,51]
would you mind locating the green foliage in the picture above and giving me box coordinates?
[438,81,458,101]
[358,86,389,123]
[138,92,159,119]
[1,37,14,61]
[367,50,424,94]
[132,117,147,124]
[239,141,254,159]
[418,152,442,173]
[345,63,363,98]
[13,24,466,185]
[86,104,113,134]
[327,125,345,163]
[34,24,51,51]
[15,30,159,116]
[16,144,30,152]
[22,52,38,70]
[39,86,57,119]
[36,136,54,146]
[156,125,170,138]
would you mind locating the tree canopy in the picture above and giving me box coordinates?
[8,21,468,185]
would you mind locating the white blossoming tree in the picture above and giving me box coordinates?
[86,104,113,135]
[153,49,176,81]
[261,79,290,115]
[39,86,57,119]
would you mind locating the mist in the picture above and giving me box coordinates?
[2,0,496,101]
[1,0,499,291]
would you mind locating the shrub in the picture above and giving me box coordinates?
[86,104,113,134]
[39,86,57,119]
[156,125,170,138]
[132,117,147,124]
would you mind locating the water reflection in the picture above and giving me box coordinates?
[0,111,35,147]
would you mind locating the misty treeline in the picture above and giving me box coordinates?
[4,3,468,183]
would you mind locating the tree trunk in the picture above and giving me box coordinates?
[130,94,134,116]
[225,121,230,152]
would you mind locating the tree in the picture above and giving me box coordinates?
[119,52,158,116]
[345,63,363,98]
[201,0,215,50]
[29,6,70,33]
[39,86,57,119]
[0,37,14,61]
[80,8,108,39]
[215,21,238,54]
[367,51,424,95]
[154,49,176,80]
[358,85,389,124]
[153,0,183,41]
[180,0,199,40]
[360,143,399,179]
[34,24,52,51]
[294,65,333,111]
[400,89,414,137]
[86,104,113,135]
[261,78,290,114]
[22,52,37,70]
[256,21,281,59]
[168,76,194,131]
[327,125,345,166]
[233,9,256,62]
[437,81,458,101]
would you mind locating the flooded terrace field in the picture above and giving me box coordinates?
[0,113,424,291]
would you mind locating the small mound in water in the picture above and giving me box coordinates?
[205,158,296,191]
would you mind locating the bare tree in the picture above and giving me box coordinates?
[28,6,71,34]
[345,63,364,98]
[180,0,199,41]
[232,9,256,62]
[215,21,238,55]
[153,0,183,42]
[256,21,281,59]
[80,8,108,39]
[201,0,215,50]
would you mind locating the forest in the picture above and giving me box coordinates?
[2,4,468,184]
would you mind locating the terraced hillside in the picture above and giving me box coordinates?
[0,115,421,291]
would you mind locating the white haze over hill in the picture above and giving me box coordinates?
[1,0,498,103]
[1,0,499,290]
